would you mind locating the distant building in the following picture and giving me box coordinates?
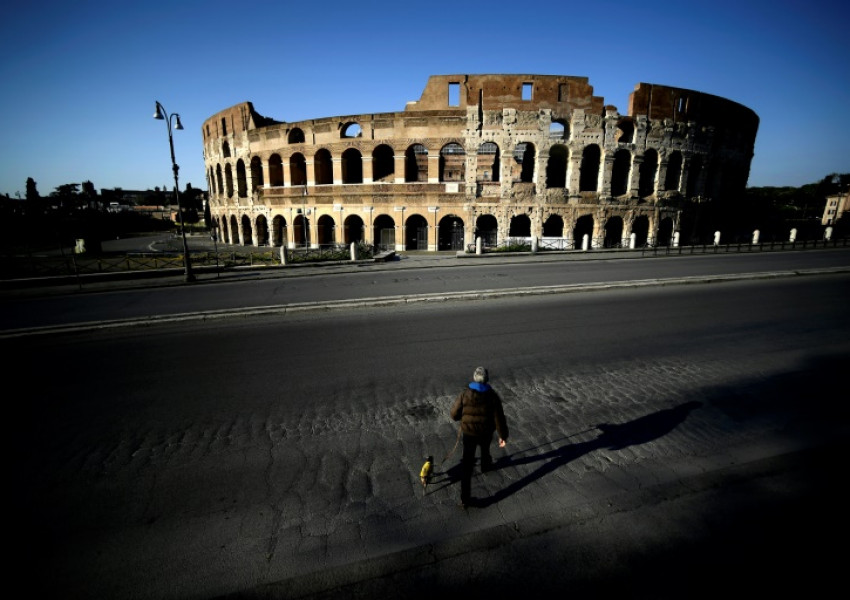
[202,74,759,251]
[822,191,848,226]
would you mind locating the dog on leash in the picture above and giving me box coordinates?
[419,456,433,493]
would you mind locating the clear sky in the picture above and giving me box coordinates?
[1,0,847,198]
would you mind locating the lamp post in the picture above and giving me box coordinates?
[153,101,195,282]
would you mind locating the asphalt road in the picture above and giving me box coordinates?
[8,261,850,599]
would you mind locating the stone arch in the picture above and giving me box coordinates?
[604,216,624,248]
[290,153,306,186]
[632,215,650,247]
[513,142,535,183]
[294,211,309,247]
[543,214,564,237]
[288,128,305,144]
[686,155,703,198]
[222,141,231,158]
[476,214,498,247]
[268,154,283,187]
[639,149,659,198]
[509,213,532,237]
[405,144,428,182]
[342,148,363,184]
[405,213,428,250]
[439,143,465,182]
[225,164,234,198]
[240,214,253,245]
[341,122,361,138]
[250,156,264,190]
[658,217,675,246]
[438,215,464,250]
[314,149,333,185]
[665,151,683,192]
[372,144,395,182]
[580,145,601,192]
[317,214,335,245]
[476,142,500,182]
[344,214,365,244]
[255,214,269,246]
[373,214,396,250]
[271,214,287,247]
[216,164,224,196]
[229,215,239,244]
[546,144,568,188]
[573,214,594,249]
[611,149,632,197]
[236,159,247,198]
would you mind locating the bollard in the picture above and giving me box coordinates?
[752,229,760,245]
[350,242,357,261]
[531,237,538,253]
[629,233,636,249]
[476,237,482,255]
[673,231,680,247]
[280,246,287,265]
[789,228,797,243]
[713,231,721,246]
[582,234,589,251]
[825,226,833,241]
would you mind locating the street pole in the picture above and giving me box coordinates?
[153,101,195,283]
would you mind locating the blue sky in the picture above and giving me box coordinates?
[1,0,847,198]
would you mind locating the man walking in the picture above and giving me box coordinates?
[450,366,509,508]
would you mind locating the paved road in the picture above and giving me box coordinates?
[7,250,849,599]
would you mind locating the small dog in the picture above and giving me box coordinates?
[419,455,433,493]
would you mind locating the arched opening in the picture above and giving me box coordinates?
[686,155,703,198]
[549,120,567,140]
[658,217,675,247]
[373,214,395,250]
[439,143,465,182]
[250,156,264,190]
[344,215,364,245]
[611,149,631,197]
[314,149,333,185]
[341,122,361,138]
[438,215,464,250]
[236,160,247,198]
[372,144,395,182]
[317,214,335,246]
[294,211,309,247]
[255,215,269,246]
[290,153,306,187]
[542,214,564,237]
[220,215,229,244]
[573,214,594,249]
[476,142,499,182]
[342,148,363,184]
[405,144,428,182]
[229,215,238,244]
[271,215,287,247]
[240,214,253,245]
[216,165,223,197]
[546,144,568,188]
[222,141,231,158]
[288,128,305,144]
[225,164,234,198]
[604,216,624,248]
[476,214,498,247]
[616,119,634,144]
[580,145,601,192]
[639,149,658,198]
[632,215,650,247]
[405,214,428,250]
[513,142,535,182]
[509,213,531,237]
[208,167,216,195]
[665,151,683,192]
[268,154,283,187]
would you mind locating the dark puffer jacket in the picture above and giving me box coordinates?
[450,383,509,440]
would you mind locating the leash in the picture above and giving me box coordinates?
[440,425,462,465]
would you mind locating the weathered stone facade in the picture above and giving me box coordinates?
[202,74,758,251]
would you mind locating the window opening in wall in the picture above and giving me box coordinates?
[549,122,565,139]
[221,118,227,136]
[448,82,460,107]
[522,82,533,101]
[341,123,361,138]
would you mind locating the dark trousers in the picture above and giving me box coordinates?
[460,433,493,502]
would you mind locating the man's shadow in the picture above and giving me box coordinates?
[428,401,702,506]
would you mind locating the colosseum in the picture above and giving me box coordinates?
[202,74,759,252]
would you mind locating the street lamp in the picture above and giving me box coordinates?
[153,101,195,282]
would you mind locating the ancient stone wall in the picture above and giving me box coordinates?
[201,74,758,251]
